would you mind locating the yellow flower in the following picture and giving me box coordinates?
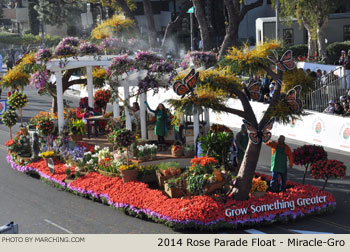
[93,68,107,79]
[40,151,55,158]
[91,15,135,39]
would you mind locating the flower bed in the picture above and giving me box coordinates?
[6,156,336,230]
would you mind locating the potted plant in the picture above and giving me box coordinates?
[164,176,186,198]
[250,177,268,198]
[8,91,28,126]
[310,160,346,190]
[69,119,86,141]
[293,145,328,184]
[1,109,18,139]
[119,163,138,183]
[108,128,136,163]
[171,144,184,157]
[156,162,181,188]
[138,165,158,183]
[184,145,195,157]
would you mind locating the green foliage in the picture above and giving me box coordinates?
[34,0,84,26]
[198,131,233,168]
[326,41,350,64]
[186,174,207,195]
[69,119,86,135]
[1,109,18,128]
[158,162,180,171]
[278,44,308,58]
[65,168,71,176]
[0,32,61,46]
[265,100,303,125]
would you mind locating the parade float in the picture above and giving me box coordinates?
[1,16,345,231]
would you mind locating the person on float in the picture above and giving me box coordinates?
[93,102,106,134]
[266,135,293,192]
[235,124,249,169]
[144,101,168,149]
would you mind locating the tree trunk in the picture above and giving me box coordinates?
[322,177,328,191]
[192,0,211,51]
[161,1,193,54]
[219,0,238,59]
[142,0,158,48]
[317,19,328,59]
[231,141,262,200]
[303,17,317,60]
[115,0,137,21]
[302,163,309,184]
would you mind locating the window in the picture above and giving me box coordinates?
[283,28,294,46]
[344,25,350,41]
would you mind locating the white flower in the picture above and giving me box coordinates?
[94,145,101,151]
[75,166,80,172]
[84,151,92,156]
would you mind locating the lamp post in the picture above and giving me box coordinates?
[275,0,280,41]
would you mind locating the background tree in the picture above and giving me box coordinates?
[161,1,193,53]
[192,0,210,51]
[219,0,263,59]
[142,0,157,48]
[169,42,302,200]
[274,0,343,59]
[28,0,40,35]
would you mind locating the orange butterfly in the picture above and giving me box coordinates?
[242,118,275,144]
[268,50,295,72]
[173,69,199,98]
[285,85,303,112]
[244,81,261,101]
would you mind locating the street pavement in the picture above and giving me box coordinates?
[0,87,349,234]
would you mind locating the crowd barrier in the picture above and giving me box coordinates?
[209,99,350,153]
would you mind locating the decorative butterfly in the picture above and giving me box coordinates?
[242,118,276,144]
[244,80,261,101]
[173,69,199,98]
[267,50,295,72]
[285,85,303,112]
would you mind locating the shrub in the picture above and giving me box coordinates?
[283,44,308,59]
[310,160,346,190]
[326,41,350,65]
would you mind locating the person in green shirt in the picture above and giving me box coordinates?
[266,135,293,192]
[235,124,249,170]
[145,101,168,146]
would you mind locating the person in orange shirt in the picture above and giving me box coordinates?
[266,135,293,192]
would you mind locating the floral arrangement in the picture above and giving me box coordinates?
[91,14,135,40]
[92,68,107,89]
[135,50,161,69]
[310,160,346,190]
[69,119,86,135]
[292,145,328,184]
[37,117,55,136]
[1,109,18,127]
[59,143,87,163]
[60,37,80,47]
[181,51,217,69]
[29,70,50,90]
[35,48,52,63]
[94,89,111,108]
[0,66,30,90]
[108,128,135,149]
[98,157,122,174]
[7,154,337,231]
[78,42,100,55]
[137,144,157,159]
[158,162,181,177]
[5,130,31,157]
[107,54,135,78]
[97,147,111,162]
[8,92,28,110]
[54,44,77,58]
[29,112,57,128]
[250,177,268,194]
[40,151,55,158]
[119,163,138,171]
[98,38,122,50]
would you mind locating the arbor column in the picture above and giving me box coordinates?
[55,70,64,134]
[193,108,199,146]
[124,85,132,130]
[204,108,210,133]
[140,92,147,140]
[113,100,120,118]
[86,66,94,108]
